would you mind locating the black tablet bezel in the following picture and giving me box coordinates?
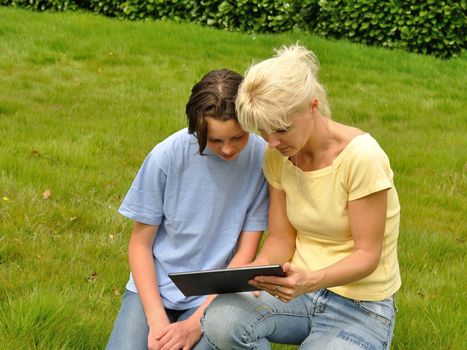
[168,264,286,296]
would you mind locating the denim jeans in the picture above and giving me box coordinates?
[201,289,396,350]
[106,289,212,350]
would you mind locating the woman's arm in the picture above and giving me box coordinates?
[252,189,388,301]
[254,184,297,265]
[313,188,387,287]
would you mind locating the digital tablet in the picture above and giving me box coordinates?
[168,264,286,296]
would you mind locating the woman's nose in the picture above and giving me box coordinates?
[266,135,280,148]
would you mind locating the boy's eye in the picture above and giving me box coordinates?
[275,128,290,134]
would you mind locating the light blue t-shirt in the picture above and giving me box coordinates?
[119,128,269,310]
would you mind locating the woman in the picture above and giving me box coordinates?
[202,45,401,349]
[106,69,269,350]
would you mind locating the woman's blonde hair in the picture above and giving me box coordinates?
[236,44,331,134]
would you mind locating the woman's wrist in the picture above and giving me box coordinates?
[305,269,326,292]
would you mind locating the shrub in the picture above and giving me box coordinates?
[1,0,78,11]
[1,0,465,58]
[314,0,466,58]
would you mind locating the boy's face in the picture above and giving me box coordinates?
[205,117,249,161]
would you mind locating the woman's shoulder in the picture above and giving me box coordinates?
[340,133,391,169]
[264,145,284,164]
[347,133,386,155]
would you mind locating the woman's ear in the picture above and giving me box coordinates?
[310,98,319,114]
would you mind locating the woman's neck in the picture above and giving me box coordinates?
[302,116,335,156]
[296,117,359,171]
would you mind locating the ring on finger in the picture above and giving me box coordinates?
[274,285,280,293]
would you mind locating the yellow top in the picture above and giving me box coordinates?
[263,133,401,301]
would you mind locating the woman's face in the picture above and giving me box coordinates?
[259,111,312,157]
[205,117,249,161]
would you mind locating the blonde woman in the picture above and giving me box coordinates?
[202,46,401,349]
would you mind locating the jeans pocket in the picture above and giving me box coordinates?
[355,298,395,327]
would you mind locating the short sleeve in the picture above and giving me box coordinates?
[241,177,269,232]
[343,137,393,201]
[118,148,168,225]
[263,147,284,190]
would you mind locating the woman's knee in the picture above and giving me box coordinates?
[203,294,244,330]
[202,294,255,345]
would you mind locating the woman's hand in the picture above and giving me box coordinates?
[249,263,324,302]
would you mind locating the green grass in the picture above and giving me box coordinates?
[1,7,466,350]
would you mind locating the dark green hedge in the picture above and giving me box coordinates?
[0,0,77,11]
[315,0,466,59]
[1,0,465,58]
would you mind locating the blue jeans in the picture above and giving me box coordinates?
[106,290,212,350]
[201,289,396,350]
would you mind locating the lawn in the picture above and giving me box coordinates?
[0,7,465,350]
